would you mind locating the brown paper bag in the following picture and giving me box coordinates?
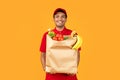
[46,35,78,74]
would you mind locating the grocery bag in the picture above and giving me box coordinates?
[46,34,78,74]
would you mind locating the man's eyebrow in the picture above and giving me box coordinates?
[62,15,65,16]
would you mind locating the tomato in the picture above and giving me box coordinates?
[59,34,63,38]
[58,37,64,41]
[53,34,64,41]
[55,34,60,38]
[52,36,57,40]
[60,37,64,41]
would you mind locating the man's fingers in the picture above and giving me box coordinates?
[67,73,75,76]
[47,72,56,74]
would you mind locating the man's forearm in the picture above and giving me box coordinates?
[41,52,46,71]
[77,51,80,67]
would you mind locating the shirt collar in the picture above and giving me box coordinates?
[53,26,67,34]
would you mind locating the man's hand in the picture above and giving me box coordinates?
[67,73,76,76]
[47,72,56,74]
[42,64,46,72]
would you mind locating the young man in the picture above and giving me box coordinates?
[40,8,81,80]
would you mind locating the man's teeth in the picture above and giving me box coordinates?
[58,21,62,23]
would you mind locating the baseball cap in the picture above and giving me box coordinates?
[53,8,67,18]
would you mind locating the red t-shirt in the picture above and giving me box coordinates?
[40,27,81,80]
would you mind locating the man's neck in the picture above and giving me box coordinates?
[56,26,65,31]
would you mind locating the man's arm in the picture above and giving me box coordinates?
[41,52,46,71]
[77,51,80,67]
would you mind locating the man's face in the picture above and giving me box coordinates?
[54,12,67,28]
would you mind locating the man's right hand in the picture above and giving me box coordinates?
[66,73,76,76]
[47,72,56,74]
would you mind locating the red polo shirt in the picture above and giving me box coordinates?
[40,27,81,80]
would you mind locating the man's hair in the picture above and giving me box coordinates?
[53,8,67,18]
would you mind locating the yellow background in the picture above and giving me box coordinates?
[0,0,120,80]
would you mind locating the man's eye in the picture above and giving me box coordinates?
[61,16,66,18]
[55,16,59,18]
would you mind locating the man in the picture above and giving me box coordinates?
[40,8,81,80]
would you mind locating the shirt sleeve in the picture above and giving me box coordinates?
[39,32,47,53]
[78,47,81,52]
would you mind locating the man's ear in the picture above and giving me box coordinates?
[53,17,55,21]
[64,18,67,23]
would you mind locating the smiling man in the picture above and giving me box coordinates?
[40,8,81,80]
[53,9,67,29]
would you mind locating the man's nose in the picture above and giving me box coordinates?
[58,17,62,20]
